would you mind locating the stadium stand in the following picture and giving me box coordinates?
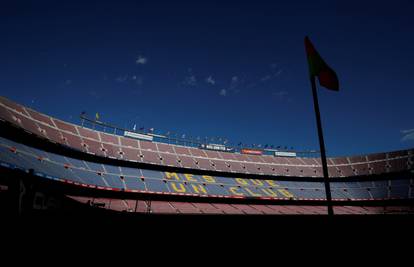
[1,96,413,179]
[0,96,413,215]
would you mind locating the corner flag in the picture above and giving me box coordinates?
[304,36,340,216]
[305,36,339,91]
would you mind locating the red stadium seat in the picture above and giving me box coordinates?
[25,108,55,126]
[78,126,100,140]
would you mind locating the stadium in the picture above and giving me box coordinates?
[1,96,413,216]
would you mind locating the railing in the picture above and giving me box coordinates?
[80,114,320,157]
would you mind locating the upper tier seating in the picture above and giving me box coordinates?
[0,96,413,178]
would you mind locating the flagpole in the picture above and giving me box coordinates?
[310,76,334,216]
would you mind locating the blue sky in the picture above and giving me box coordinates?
[1,0,413,156]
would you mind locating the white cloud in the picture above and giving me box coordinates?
[247,65,283,89]
[182,68,198,86]
[216,76,242,96]
[206,76,215,85]
[260,70,283,83]
[401,129,414,134]
[115,74,143,86]
[136,56,147,65]
[401,129,414,141]
[228,76,242,94]
[229,76,239,89]
[183,75,197,86]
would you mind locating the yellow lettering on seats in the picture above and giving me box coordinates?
[171,182,186,193]
[191,184,207,194]
[277,188,294,198]
[265,180,279,187]
[261,188,278,197]
[202,175,216,183]
[165,172,180,181]
[184,173,197,182]
[250,179,264,186]
[229,187,245,196]
[235,178,249,186]
[245,188,261,197]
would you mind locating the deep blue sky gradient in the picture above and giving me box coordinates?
[1,0,413,156]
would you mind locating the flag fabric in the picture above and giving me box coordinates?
[95,112,100,121]
[304,36,339,91]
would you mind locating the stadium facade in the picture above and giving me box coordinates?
[0,96,413,215]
